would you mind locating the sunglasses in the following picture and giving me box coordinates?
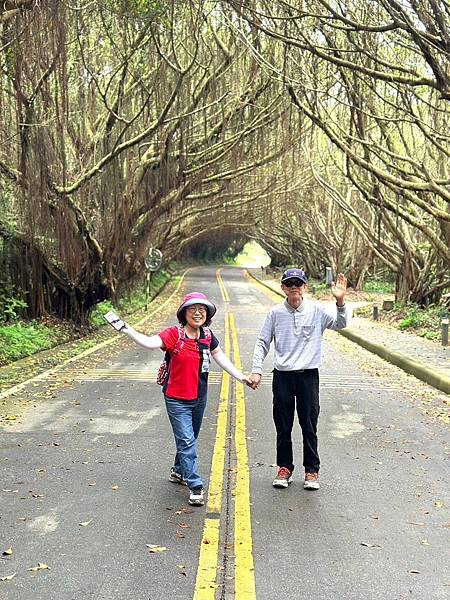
[283,279,305,288]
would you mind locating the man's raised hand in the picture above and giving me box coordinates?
[331,273,347,305]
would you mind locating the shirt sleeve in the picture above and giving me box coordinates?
[251,311,274,374]
[159,327,178,351]
[210,332,219,351]
[320,305,348,331]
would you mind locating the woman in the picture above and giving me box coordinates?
[121,292,252,507]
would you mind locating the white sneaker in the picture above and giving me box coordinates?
[272,467,293,488]
[188,486,204,506]
[304,472,320,490]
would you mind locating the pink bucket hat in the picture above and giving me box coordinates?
[176,292,217,321]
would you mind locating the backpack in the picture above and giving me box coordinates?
[156,326,211,386]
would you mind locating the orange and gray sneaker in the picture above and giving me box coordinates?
[272,467,293,488]
[304,471,320,490]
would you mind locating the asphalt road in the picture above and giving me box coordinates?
[1,267,449,600]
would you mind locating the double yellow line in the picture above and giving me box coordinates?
[193,270,255,599]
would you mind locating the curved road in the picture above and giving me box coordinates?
[1,267,449,599]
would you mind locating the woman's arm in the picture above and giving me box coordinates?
[122,324,164,350]
[211,347,253,386]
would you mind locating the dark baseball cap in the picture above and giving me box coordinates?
[281,268,308,284]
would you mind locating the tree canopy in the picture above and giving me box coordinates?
[0,0,448,320]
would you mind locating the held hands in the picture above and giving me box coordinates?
[242,376,255,389]
[331,273,347,305]
[248,373,261,390]
[240,375,260,390]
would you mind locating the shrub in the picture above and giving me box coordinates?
[0,323,54,364]
[0,295,28,322]
[397,303,444,340]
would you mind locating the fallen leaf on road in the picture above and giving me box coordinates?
[78,520,92,527]
[408,522,425,526]
[203,539,211,544]
[111,485,119,490]
[409,570,420,574]
[0,573,16,581]
[360,542,382,548]
[174,507,192,515]
[178,522,190,529]
[29,563,50,571]
[434,501,444,508]
[419,539,430,545]
[146,545,166,553]
[2,548,13,556]
[29,491,44,498]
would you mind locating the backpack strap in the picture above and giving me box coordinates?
[172,325,185,355]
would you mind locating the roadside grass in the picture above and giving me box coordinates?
[0,268,173,366]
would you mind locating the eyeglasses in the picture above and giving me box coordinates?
[283,279,305,288]
[186,305,207,314]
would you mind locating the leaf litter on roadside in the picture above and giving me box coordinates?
[146,544,167,553]
[28,562,50,571]
[78,520,92,527]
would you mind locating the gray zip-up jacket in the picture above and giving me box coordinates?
[252,299,348,373]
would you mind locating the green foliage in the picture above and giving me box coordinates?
[234,241,271,268]
[89,300,115,328]
[363,277,395,294]
[310,281,328,292]
[106,0,163,17]
[0,323,55,364]
[0,295,28,322]
[397,303,445,340]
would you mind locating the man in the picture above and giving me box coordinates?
[250,268,348,490]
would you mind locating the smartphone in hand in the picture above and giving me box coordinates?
[104,310,126,331]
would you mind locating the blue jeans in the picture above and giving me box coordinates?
[164,394,207,490]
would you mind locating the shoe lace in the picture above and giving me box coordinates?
[305,472,318,481]
[277,467,291,478]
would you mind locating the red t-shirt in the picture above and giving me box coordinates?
[159,326,219,401]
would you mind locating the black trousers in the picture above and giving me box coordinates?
[272,368,320,473]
